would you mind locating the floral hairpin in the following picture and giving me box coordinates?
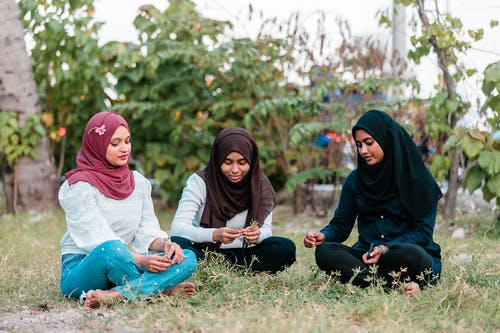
[88,124,106,136]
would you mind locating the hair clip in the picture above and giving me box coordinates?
[88,124,106,136]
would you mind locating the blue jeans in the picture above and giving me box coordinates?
[60,240,197,301]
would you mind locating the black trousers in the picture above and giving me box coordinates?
[315,242,433,288]
[171,236,296,274]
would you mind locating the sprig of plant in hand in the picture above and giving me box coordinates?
[241,219,259,254]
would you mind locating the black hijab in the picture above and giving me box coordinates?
[197,128,277,228]
[352,110,442,219]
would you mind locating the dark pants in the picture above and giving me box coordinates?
[315,242,434,288]
[171,236,296,274]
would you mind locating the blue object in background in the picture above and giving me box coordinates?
[315,133,332,147]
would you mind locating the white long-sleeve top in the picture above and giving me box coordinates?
[170,173,273,249]
[59,171,167,255]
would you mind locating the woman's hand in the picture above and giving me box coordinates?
[212,227,241,244]
[239,225,260,244]
[163,240,184,264]
[304,230,325,248]
[362,245,387,264]
[134,253,172,273]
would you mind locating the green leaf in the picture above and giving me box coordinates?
[378,15,392,28]
[284,168,333,194]
[486,173,500,198]
[9,134,20,145]
[478,150,500,174]
[442,135,458,153]
[483,62,500,83]
[464,167,486,194]
[462,134,484,158]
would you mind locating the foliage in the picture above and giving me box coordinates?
[104,0,234,203]
[17,0,498,217]
[19,0,110,178]
[0,111,45,164]
[386,0,499,218]
[456,62,500,207]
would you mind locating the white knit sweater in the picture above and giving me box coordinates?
[170,173,273,249]
[59,171,167,255]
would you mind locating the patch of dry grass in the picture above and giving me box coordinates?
[0,205,498,332]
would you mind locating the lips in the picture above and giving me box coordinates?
[229,175,241,182]
[118,155,129,160]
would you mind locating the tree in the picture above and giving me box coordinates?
[243,12,415,215]
[18,0,110,179]
[0,0,58,213]
[390,0,499,219]
[105,0,231,204]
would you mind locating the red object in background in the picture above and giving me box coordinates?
[58,127,66,137]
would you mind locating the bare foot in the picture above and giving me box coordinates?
[405,282,421,296]
[84,289,123,308]
[163,282,195,297]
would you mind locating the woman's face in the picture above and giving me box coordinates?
[106,125,131,167]
[220,151,250,183]
[355,129,384,165]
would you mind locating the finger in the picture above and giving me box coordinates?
[226,228,240,235]
[173,246,184,263]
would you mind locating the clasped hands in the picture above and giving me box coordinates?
[212,226,260,244]
[135,240,184,273]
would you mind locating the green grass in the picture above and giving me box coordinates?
[0,206,498,332]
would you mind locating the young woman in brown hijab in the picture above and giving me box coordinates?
[170,128,296,273]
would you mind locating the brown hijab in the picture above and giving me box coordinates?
[65,112,135,200]
[197,128,277,228]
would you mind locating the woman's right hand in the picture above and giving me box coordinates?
[303,230,325,248]
[134,253,172,273]
[212,227,241,244]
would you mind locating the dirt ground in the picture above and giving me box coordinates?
[1,306,86,332]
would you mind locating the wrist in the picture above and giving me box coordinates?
[212,229,220,242]
[163,238,170,252]
[378,245,388,255]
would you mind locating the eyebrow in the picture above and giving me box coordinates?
[109,136,130,142]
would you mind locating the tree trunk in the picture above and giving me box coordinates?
[442,149,461,219]
[0,0,58,213]
[416,0,460,220]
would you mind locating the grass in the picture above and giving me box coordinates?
[0,205,498,332]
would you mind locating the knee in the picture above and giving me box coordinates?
[95,240,133,264]
[181,249,197,273]
[396,243,428,260]
[272,237,296,260]
[315,242,329,260]
[314,243,335,269]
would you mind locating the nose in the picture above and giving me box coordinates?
[119,142,129,152]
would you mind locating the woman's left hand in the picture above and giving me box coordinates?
[163,240,184,264]
[239,225,260,244]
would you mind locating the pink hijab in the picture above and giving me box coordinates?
[65,112,135,200]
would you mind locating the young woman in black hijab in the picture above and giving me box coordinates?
[304,110,442,295]
[171,128,296,273]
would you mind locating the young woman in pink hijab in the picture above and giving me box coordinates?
[59,112,196,307]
